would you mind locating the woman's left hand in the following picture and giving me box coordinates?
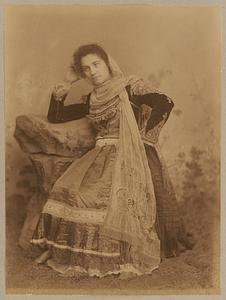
[129,75,149,95]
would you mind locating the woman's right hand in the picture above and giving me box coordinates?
[63,66,80,84]
[53,66,80,101]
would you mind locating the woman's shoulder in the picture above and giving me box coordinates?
[126,83,174,106]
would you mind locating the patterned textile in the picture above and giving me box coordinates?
[144,144,194,257]
[31,142,159,276]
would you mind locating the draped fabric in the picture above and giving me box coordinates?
[88,56,160,268]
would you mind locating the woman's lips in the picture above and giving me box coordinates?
[92,76,100,80]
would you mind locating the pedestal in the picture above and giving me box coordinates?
[14,114,95,250]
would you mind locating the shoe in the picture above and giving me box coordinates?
[178,233,195,250]
[35,249,52,264]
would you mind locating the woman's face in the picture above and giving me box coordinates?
[81,54,112,86]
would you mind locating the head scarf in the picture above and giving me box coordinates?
[90,54,160,270]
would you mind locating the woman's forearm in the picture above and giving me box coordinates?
[133,92,174,129]
[47,93,88,123]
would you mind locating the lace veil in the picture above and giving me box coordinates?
[90,54,161,269]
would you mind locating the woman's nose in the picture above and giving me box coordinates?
[90,66,96,76]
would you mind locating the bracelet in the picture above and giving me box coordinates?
[54,94,65,102]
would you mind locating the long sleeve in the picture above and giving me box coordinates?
[127,86,174,130]
[47,93,89,123]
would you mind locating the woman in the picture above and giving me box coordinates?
[31,44,193,279]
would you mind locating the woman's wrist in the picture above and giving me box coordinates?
[53,81,71,101]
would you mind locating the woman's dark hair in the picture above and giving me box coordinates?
[72,43,112,78]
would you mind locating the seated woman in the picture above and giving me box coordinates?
[31,43,194,279]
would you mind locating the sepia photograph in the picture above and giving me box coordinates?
[4,3,221,296]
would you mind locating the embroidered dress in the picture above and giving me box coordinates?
[31,60,161,277]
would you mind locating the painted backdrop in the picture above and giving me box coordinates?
[5,5,221,197]
[5,5,221,292]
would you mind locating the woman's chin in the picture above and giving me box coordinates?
[93,81,104,87]
[92,78,112,87]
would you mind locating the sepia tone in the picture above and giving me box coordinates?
[5,5,221,295]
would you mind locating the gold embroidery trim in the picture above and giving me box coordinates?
[43,199,107,225]
[31,238,120,257]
